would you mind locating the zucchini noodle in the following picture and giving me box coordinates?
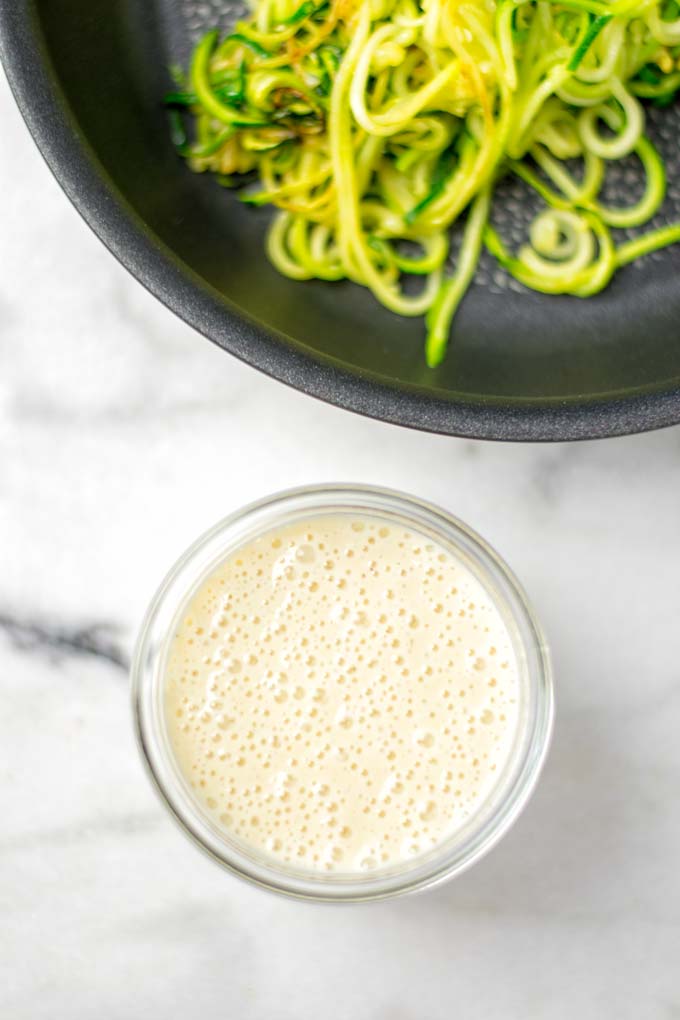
[168,0,680,367]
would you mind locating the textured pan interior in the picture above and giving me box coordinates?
[163,1,680,397]
[3,0,680,436]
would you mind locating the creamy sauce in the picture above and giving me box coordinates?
[165,514,520,873]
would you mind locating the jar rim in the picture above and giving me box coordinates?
[131,484,554,902]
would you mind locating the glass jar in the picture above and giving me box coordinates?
[131,484,553,901]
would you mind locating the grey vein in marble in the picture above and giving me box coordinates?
[0,613,128,669]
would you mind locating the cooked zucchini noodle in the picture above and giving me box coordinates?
[168,0,680,366]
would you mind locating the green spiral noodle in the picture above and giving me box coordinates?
[168,0,680,367]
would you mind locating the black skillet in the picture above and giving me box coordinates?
[2,0,680,440]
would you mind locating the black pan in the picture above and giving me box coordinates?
[2,1,680,440]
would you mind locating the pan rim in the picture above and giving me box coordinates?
[2,0,680,442]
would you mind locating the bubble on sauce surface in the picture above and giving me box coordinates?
[165,514,520,874]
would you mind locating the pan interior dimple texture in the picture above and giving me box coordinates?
[157,0,680,397]
[171,0,680,298]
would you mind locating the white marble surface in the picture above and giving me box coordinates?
[2,67,680,1020]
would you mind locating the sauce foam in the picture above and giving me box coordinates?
[165,514,520,873]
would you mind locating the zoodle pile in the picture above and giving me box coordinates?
[168,0,680,366]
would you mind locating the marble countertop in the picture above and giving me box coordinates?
[2,68,679,1020]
